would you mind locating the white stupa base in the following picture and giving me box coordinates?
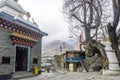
[102,69,120,76]
[102,41,120,76]
[109,64,120,70]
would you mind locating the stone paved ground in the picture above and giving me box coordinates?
[20,72,120,80]
[93,75,120,80]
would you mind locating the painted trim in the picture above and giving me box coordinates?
[14,17,39,29]
[27,47,30,71]
[15,17,48,36]
[13,45,16,72]
[0,12,48,36]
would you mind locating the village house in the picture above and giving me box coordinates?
[0,0,47,75]
[64,50,86,72]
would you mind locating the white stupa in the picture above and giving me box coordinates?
[102,33,120,75]
[0,0,26,17]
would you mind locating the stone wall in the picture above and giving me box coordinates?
[30,39,42,71]
[0,28,42,74]
[0,28,14,75]
[54,55,62,70]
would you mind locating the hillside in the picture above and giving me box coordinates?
[42,40,74,57]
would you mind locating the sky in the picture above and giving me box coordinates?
[18,0,70,45]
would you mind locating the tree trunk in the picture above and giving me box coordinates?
[107,23,120,59]
[85,28,91,44]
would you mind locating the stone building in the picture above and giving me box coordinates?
[0,0,47,75]
[53,55,62,70]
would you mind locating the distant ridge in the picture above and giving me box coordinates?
[43,40,73,51]
[42,40,73,58]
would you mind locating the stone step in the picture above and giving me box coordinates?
[11,71,36,79]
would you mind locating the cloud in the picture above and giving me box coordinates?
[42,30,69,45]
[19,0,69,45]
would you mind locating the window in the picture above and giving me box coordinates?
[2,57,10,64]
[33,58,38,64]
[74,53,79,57]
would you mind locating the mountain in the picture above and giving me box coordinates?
[42,40,74,58]
[42,40,73,51]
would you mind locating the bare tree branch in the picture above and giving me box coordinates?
[72,14,84,23]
